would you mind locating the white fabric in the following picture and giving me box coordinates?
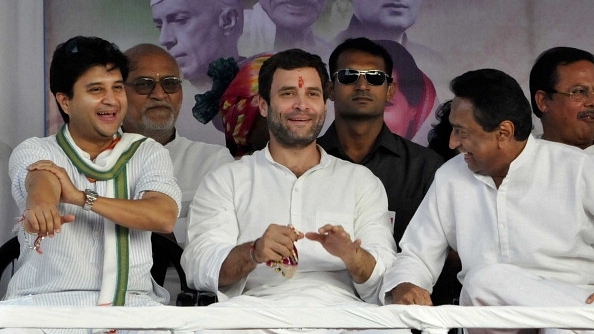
[164,133,233,247]
[4,129,182,309]
[182,145,397,306]
[381,135,594,306]
[0,305,594,333]
[60,126,147,306]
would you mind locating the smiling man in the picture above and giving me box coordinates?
[381,68,594,334]
[530,46,594,151]
[2,36,181,322]
[181,49,397,319]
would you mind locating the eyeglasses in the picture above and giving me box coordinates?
[126,76,182,95]
[332,69,393,86]
[552,87,594,103]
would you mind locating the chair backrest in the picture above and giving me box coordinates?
[0,236,20,298]
[150,232,217,306]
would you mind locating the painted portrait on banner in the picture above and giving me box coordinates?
[42,0,594,147]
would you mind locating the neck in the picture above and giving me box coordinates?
[274,28,316,50]
[268,140,320,177]
[67,126,117,161]
[145,129,175,146]
[334,116,383,163]
[344,17,405,42]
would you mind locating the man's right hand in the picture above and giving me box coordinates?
[253,224,304,264]
[391,282,433,306]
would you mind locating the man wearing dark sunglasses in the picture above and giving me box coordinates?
[122,44,233,249]
[318,38,453,304]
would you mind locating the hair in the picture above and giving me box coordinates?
[374,39,424,106]
[427,100,457,161]
[328,37,393,79]
[124,43,179,74]
[258,48,329,104]
[49,36,129,123]
[529,47,594,118]
[450,68,532,141]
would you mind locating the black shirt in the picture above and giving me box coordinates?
[318,123,444,248]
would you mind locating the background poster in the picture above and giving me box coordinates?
[42,0,594,147]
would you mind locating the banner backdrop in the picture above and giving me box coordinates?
[43,0,594,147]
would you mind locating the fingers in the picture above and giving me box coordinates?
[586,293,594,304]
[23,204,66,237]
[391,282,433,306]
[256,224,301,262]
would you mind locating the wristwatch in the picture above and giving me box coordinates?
[82,189,99,211]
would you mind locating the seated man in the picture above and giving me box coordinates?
[381,69,594,333]
[2,36,181,326]
[181,49,397,311]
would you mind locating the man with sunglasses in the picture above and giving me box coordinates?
[318,38,453,306]
[530,46,594,152]
[123,43,233,249]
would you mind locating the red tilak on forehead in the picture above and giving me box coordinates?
[298,76,304,88]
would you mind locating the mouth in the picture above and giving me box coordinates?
[352,95,373,102]
[383,2,409,10]
[97,110,118,122]
[578,110,594,122]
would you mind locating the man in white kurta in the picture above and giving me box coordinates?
[123,43,234,246]
[382,68,594,333]
[182,48,397,311]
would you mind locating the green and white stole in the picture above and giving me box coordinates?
[56,125,147,306]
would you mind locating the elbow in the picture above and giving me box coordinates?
[158,211,177,234]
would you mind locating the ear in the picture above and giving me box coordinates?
[496,120,515,144]
[328,81,335,101]
[257,95,268,117]
[386,81,397,100]
[219,8,239,36]
[55,93,71,115]
[534,90,550,116]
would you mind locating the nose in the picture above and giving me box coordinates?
[449,130,460,150]
[148,81,168,100]
[354,74,370,90]
[158,23,176,50]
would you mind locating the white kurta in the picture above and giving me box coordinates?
[182,145,397,306]
[381,135,594,305]
[165,133,233,246]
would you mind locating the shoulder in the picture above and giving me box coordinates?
[168,136,232,157]
[389,133,444,165]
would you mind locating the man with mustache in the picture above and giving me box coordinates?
[123,43,233,249]
[530,46,594,152]
[181,49,397,319]
[381,69,594,334]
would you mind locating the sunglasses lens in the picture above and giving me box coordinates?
[160,77,182,94]
[364,71,386,85]
[133,79,156,95]
[337,70,360,85]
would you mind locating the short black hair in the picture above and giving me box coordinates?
[328,37,393,79]
[450,68,532,141]
[529,47,594,118]
[50,36,128,123]
[258,48,329,104]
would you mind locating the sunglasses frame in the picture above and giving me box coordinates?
[127,76,183,95]
[332,69,393,86]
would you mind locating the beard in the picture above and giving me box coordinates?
[267,109,325,148]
